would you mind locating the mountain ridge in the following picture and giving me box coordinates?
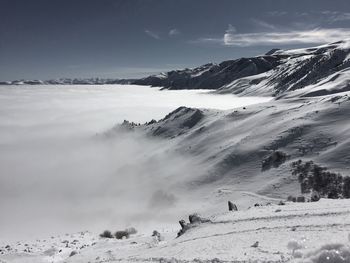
[3,40,350,99]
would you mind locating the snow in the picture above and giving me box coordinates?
[1,199,350,262]
[283,68,350,98]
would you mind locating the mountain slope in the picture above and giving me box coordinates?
[133,56,281,90]
[134,40,350,97]
[111,91,350,207]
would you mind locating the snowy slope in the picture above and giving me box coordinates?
[219,40,350,97]
[1,199,350,262]
[134,93,350,199]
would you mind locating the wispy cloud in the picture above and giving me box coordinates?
[194,26,350,47]
[267,11,288,17]
[321,11,350,22]
[169,28,180,37]
[267,10,350,23]
[223,24,237,45]
[144,29,160,40]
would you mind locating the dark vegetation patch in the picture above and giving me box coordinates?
[115,231,129,240]
[100,227,138,240]
[99,230,113,238]
[291,160,350,198]
[262,151,289,171]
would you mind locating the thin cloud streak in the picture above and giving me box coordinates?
[169,28,180,36]
[321,11,350,22]
[145,29,160,39]
[195,28,350,47]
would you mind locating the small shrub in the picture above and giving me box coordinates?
[287,195,294,202]
[115,231,129,240]
[99,230,113,238]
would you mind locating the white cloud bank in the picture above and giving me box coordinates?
[196,27,350,47]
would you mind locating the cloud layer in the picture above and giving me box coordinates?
[197,27,350,47]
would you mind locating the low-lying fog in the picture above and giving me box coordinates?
[0,84,272,241]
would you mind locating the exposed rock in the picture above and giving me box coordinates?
[228,201,238,211]
[69,250,78,257]
[251,241,259,248]
[177,215,211,237]
[311,191,321,202]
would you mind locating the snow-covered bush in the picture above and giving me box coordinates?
[99,230,113,238]
[115,231,129,240]
[152,230,164,242]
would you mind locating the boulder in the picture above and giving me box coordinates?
[311,191,320,202]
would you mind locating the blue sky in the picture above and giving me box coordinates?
[1,0,350,80]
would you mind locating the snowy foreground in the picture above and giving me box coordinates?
[1,199,350,262]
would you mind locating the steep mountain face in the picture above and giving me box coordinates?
[133,57,281,90]
[221,40,350,97]
[134,41,350,97]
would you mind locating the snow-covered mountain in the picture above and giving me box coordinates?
[124,92,350,201]
[133,56,280,90]
[135,40,350,97]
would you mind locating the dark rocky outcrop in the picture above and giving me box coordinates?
[177,214,211,237]
[228,201,238,211]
